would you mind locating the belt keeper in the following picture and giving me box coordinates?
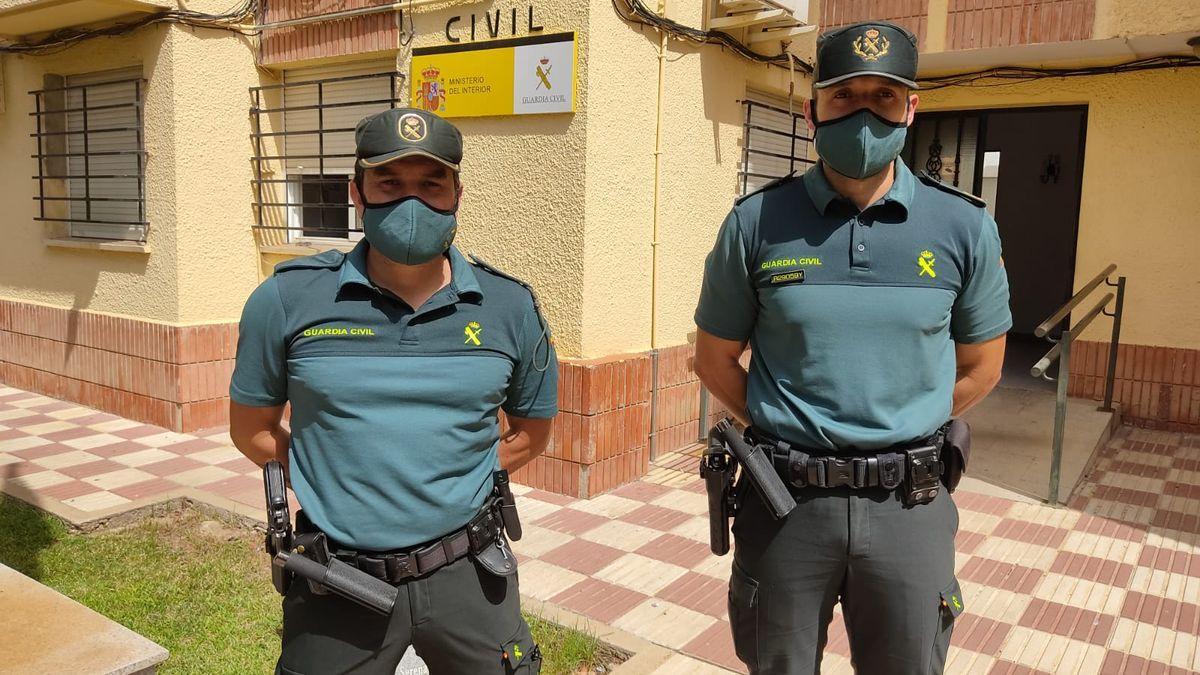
[809,459,825,488]
[789,450,809,488]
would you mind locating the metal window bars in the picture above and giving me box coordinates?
[1029,263,1127,505]
[29,77,148,240]
[738,98,816,195]
[249,72,402,239]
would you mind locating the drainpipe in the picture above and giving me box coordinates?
[648,0,667,460]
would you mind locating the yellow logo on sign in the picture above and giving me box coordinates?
[512,644,523,660]
[852,28,890,62]
[464,321,483,346]
[535,57,552,90]
[918,250,937,278]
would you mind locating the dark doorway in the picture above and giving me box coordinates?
[903,106,1088,390]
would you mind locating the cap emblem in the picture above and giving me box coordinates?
[852,28,890,62]
[398,113,427,142]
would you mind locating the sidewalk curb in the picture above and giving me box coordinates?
[518,597,682,674]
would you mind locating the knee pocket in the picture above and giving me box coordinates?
[728,563,761,669]
[931,577,964,673]
[502,622,541,674]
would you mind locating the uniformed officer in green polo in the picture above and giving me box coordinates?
[693,21,1011,674]
[229,107,557,674]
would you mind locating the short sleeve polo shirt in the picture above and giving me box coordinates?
[695,159,1011,451]
[231,241,558,550]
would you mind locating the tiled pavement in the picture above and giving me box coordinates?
[2,385,1200,673]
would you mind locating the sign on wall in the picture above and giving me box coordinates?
[410,32,576,118]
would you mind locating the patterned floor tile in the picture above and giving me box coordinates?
[549,578,648,624]
[577,520,663,551]
[514,559,584,602]
[111,448,180,468]
[6,470,72,490]
[540,539,626,576]
[594,553,688,595]
[650,653,736,674]
[60,433,128,451]
[32,450,103,470]
[681,621,746,673]
[656,571,728,618]
[613,598,717,650]
[83,468,155,490]
[168,465,238,487]
[0,436,53,453]
[62,491,133,512]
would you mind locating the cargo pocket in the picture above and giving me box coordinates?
[931,578,964,673]
[728,562,760,670]
[502,624,542,674]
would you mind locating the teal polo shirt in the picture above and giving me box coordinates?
[695,160,1011,451]
[231,241,558,550]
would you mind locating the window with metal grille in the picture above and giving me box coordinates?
[31,67,146,241]
[250,61,402,241]
[739,90,814,195]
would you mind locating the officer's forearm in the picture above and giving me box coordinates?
[229,402,291,469]
[951,368,1000,416]
[498,416,553,472]
[952,336,1006,416]
[695,357,750,427]
[236,425,291,468]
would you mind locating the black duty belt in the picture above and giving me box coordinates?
[749,426,946,491]
[298,501,503,583]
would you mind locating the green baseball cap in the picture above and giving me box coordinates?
[813,21,919,89]
[355,108,463,172]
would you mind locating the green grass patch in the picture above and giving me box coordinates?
[0,495,616,674]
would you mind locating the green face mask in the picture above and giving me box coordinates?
[360,193,458,265]
[813,108,909,179]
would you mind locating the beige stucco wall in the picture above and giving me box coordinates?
[1091,0,1200,42]
[0,26,181,322]
[920,67,1200,350]
[169,25,266,324]
[578,0,808,357]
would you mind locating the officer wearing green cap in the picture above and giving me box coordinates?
[229,107,556,674]
[693,20,1011,674]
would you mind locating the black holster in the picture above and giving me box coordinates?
[941,418,971,493]
[700,434,737,556]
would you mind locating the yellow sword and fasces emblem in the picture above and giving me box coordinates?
[464,321,482,346]
[918,250,937,278]
[535,57,552,90]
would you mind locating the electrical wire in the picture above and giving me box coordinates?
[0,0,259,54]
[916,55,1199,90]
[612,0,812,72]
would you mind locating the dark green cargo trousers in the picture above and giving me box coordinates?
[729,484,963,674]
[275,554,540,675]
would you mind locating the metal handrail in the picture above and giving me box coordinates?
[1031,265,1126,505]
[1034,263,1116,337]
[1030,293,1112,378]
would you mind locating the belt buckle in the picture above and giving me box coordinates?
[827,457,854,488]
[386,553,414,581]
